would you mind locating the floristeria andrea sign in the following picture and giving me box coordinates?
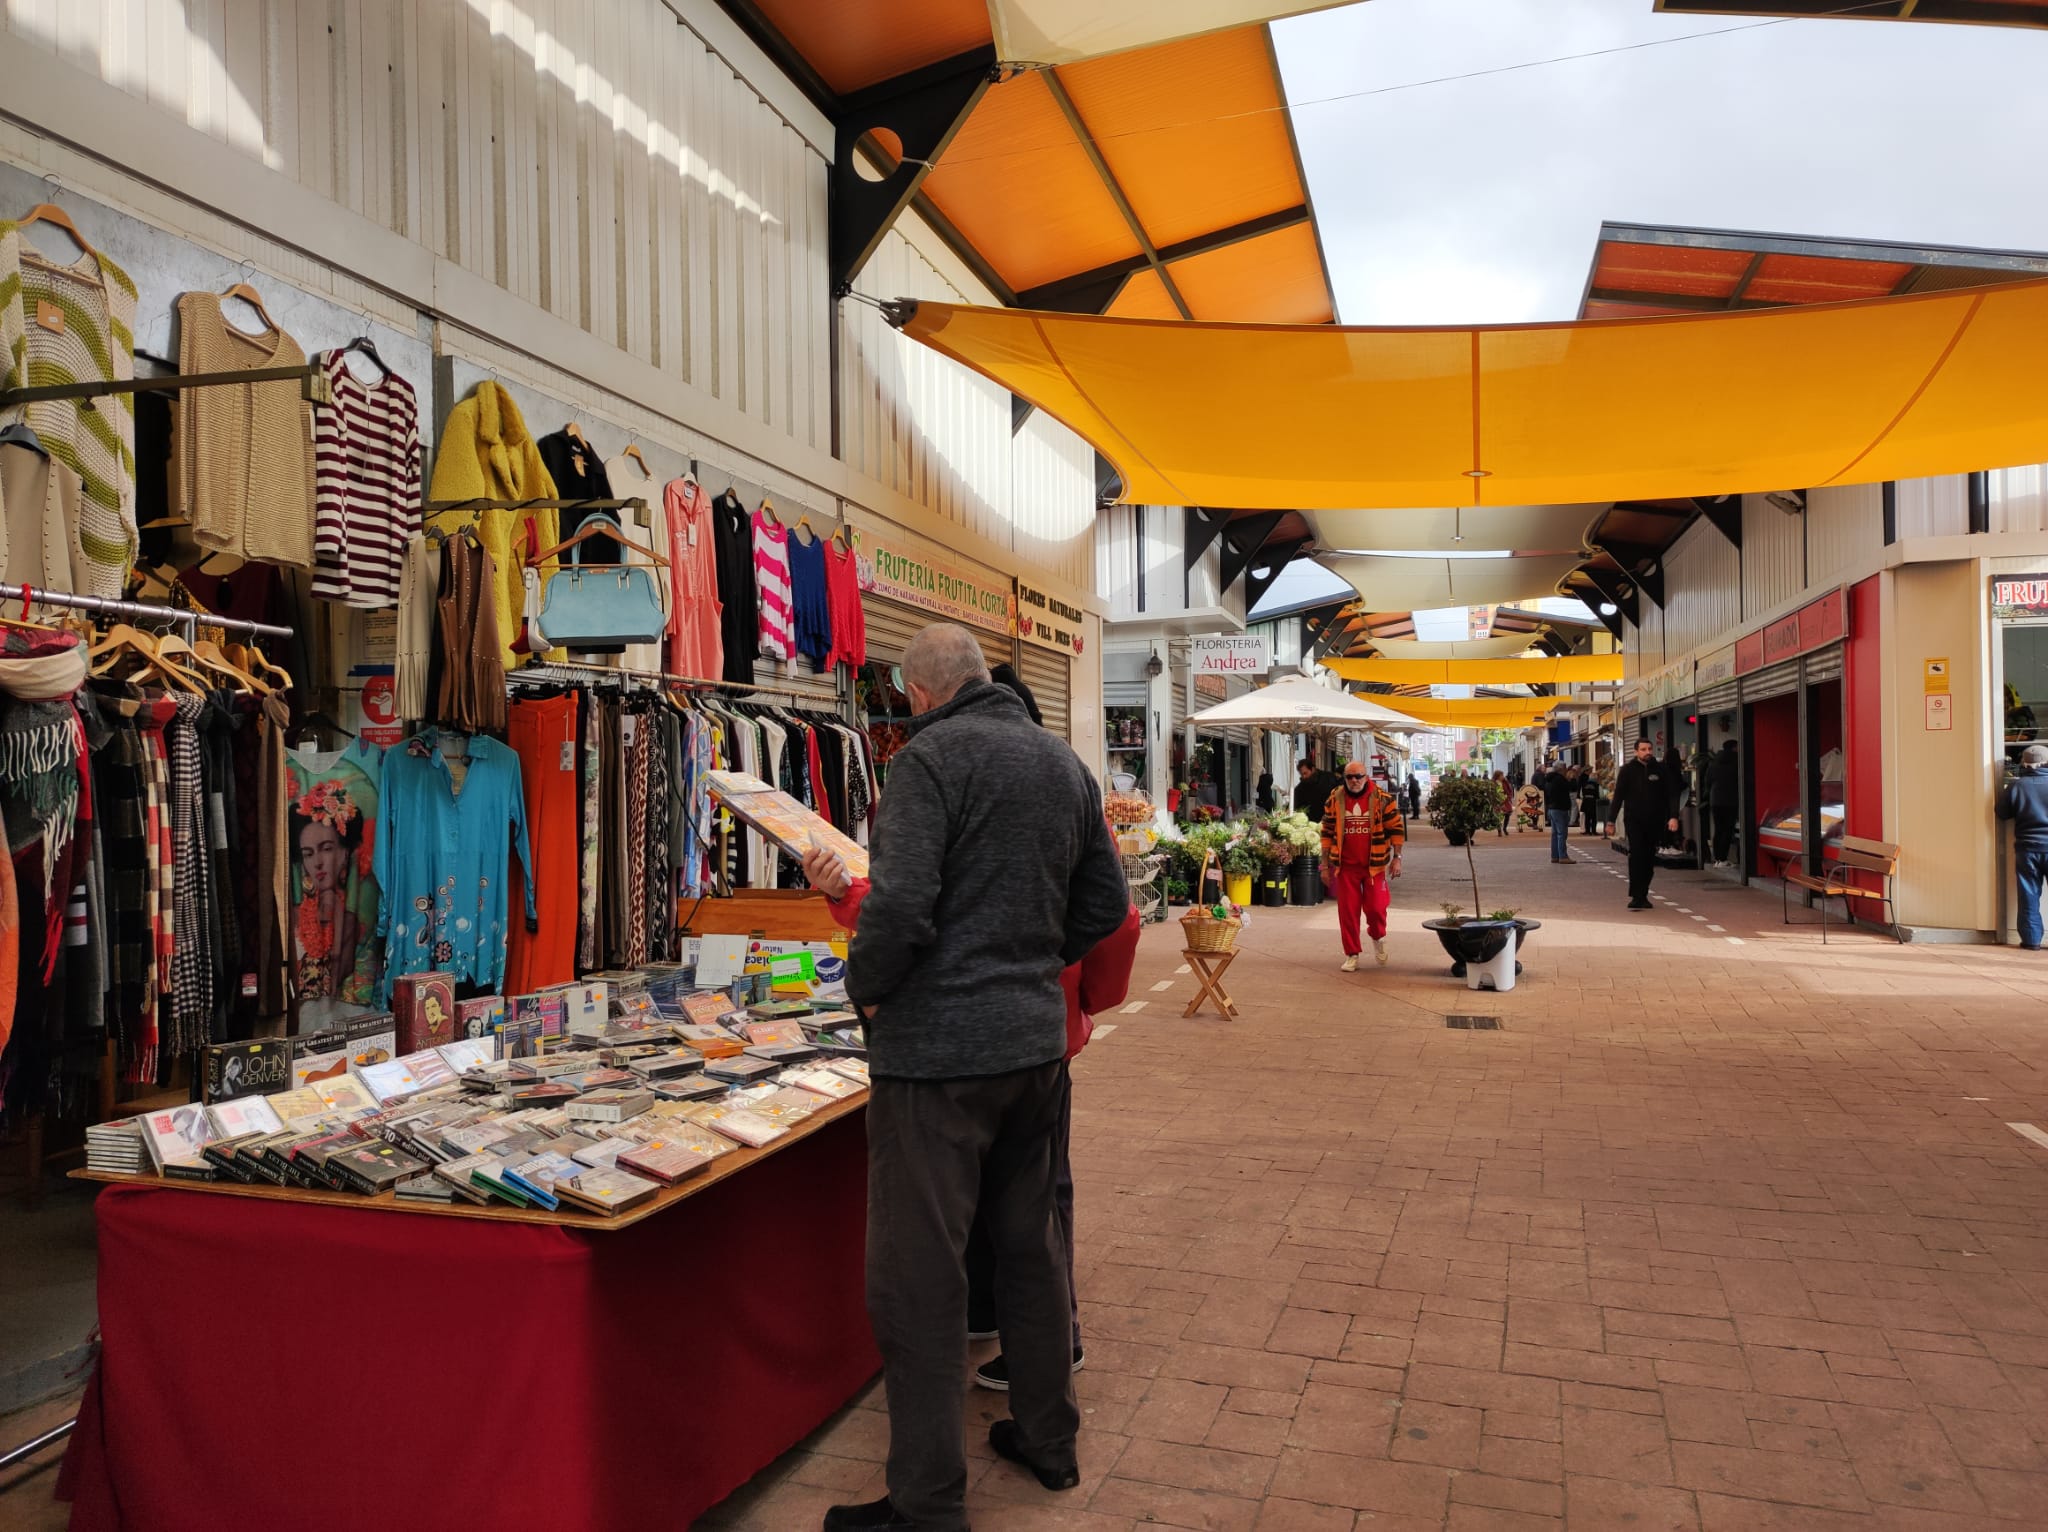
[1016,582,1086,656]
[858,538,1015,636]
[1189,634,1272,676]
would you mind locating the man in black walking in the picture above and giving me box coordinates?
[1606,736,1680,910]
[1707,738,1740,866]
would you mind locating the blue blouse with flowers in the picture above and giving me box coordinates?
[373,730,535,998]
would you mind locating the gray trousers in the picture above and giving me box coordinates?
[866,1059,1079,1530]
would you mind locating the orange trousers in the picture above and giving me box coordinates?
[505,693,579,993]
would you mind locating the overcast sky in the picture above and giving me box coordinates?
[1272,0,2048,325]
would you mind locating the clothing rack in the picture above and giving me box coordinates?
[0,362,331,409]
[425,496,651,516]
[0,582,294,642]
[510,656,844,708]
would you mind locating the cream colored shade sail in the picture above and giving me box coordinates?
[1360,635,1549,660]
[985,0,1359,65]
[1323,655,1624,686]
[1306,505,1600,553]
[892,284,2048,508]
[1319,554,1585,611]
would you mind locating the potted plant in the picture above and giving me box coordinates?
[1164,875,1190,907]
[1269,810,1325,906]
[1221,838,1262,910]
[1420,777,1543,975]
[1257,831,1292,907]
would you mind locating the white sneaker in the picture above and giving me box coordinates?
[1340,955,1358,973]
[1374,938,1389,967]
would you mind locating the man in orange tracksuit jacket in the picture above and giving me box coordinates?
[1321,760,1406,972]
[802,843,1142,1393]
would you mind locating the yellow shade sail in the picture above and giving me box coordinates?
[891,283,2048,509]
[988,0,1359,65]
[1324,655,1624,686]
[1371,697,1566,728]
[1360,634,1548,660]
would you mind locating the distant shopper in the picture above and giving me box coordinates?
[1255,770,1275,813]
[1579,766,1600,836]
[1708,739,1740,866]
[1542,761,1575,863]
[1607,737,1680,910]
[1493,772,1512,836]
[1664,743,1689,849]
[1321,760,1405,972]
[1294,759,1334,815]
[1406,776,1422,819]
[1997,743,2048,950]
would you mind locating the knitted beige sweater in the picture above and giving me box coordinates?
[175,291,316,567]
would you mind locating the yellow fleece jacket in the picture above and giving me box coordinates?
[426,382,561,668]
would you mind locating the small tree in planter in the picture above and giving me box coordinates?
[1427,774,1505,919]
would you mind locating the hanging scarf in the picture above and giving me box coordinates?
[0,626,87,702]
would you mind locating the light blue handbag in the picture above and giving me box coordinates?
[536,513,668,647]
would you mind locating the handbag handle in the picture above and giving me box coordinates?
[565,513,623,568]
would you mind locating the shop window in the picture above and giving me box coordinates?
[2003,624,2048,768]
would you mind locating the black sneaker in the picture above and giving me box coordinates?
[988,1420,1080,1492]
[973,1347,1084,1392]
[1628,899,1653,910]
[822,1496,919,1530]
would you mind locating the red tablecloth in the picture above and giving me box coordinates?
[59,1112,878,1532]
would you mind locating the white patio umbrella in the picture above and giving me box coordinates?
[1185,675,1423,730]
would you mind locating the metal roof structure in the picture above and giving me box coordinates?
[721,0,1339,323]
[1654,0,2048,29]
[1561,222,2048,637]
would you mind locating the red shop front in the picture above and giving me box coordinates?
[1736,581,1882,901]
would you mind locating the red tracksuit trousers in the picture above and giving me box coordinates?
[1335,861,1390,956]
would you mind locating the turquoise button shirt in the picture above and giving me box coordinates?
[373,730,535,998]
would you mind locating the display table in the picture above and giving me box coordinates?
[58,1105,879,1532]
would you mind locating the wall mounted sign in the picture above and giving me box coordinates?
[858,539,1016,635]
[1924,657,1950,695]
[1016,581,1086,655]
[1695,644,1737,693]
[1991,573,2048,619]
[1189,634,1272,676]
[1925,693,1953,731]
[1735,587,1846,675]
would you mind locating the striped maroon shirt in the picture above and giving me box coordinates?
[311,349,422,607]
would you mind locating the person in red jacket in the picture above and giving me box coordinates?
[803,841,1141,1393]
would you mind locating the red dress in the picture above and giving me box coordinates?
[824,540,866,670]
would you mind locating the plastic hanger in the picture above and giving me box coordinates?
[0,421,47,457]
[336,335,390,381]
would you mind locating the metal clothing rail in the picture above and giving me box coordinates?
[0,582,294,641]
[0,362,331,409]
[424,497,651,516]
[510,656,841,707]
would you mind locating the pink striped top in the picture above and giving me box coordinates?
[310,350,422,608]
[753,503,793,662]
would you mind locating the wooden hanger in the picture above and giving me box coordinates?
[228,640,293,691]
[620,444,651,478]
[565,421,588,448]
[89,624,205,691]
[528,517,670,568]
[191,637,264,693]
[15,202,97,263]
[220,280,278,333]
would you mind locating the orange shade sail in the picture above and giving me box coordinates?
[890,282,2048,509]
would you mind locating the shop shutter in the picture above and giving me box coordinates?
[861,595,1015,680]
[1017,645,1072,740]
[1103,680,1145,707]
[747,651,839,708]
[1697,681,1739,715]
[1741,659,1800,703]
[1803,646,1843,686]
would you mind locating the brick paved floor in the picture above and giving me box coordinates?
[706,823,2048,1531]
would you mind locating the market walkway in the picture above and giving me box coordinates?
[708,824,2048,1531]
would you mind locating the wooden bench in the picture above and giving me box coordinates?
[1782,835,1901,943]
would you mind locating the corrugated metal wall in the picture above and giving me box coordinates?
[1,0,1098,594]
[1659,519,1739,659]
[2,0,834,449]
[1741,492,1806,615]
[1991,465,2048,534]
[1805,483,1883,588]
[1894,476,1968,539]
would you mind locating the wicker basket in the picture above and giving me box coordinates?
[1179,850,1241,952]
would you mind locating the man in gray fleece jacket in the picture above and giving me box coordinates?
[828,623,1129,1532]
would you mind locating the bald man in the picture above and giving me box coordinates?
[1320,760,1406,972]
[831,621,1129,1532]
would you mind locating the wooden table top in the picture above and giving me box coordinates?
[70,1094,867,1233]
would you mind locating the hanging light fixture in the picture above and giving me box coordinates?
[1145,647,1163,679]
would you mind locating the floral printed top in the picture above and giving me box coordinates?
[373,729,535,998]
